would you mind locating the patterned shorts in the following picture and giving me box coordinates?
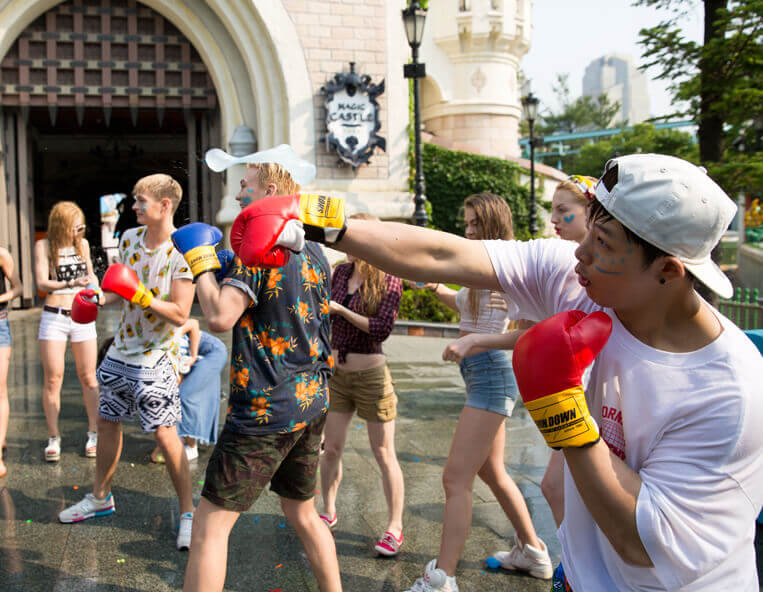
[551,563,573,592]
[202,413,327,512]
[97,354,181,432]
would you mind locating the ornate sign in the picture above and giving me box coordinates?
[322,62,386,167]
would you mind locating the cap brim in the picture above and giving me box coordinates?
[682,258,733,300]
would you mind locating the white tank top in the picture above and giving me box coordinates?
[455,288,510,333]
[50,246,87,294]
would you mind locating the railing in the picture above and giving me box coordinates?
[719,288,762,330]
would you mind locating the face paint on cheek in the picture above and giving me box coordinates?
[563,214,575,224]
[139,203,148,213]
[240,189,255,207]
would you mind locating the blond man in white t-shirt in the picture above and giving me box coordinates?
[248,154,762,591]
[58,174,197,552]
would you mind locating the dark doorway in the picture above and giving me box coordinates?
[31,106,194,245]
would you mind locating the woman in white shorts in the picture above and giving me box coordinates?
[34,201,102,462]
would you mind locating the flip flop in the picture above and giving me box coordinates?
[150,450,165,464]
[319,514,338,529]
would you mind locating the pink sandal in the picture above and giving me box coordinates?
[374,530,403,556]
[319,513,337,529]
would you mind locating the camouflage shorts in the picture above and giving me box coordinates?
[201,413,327,512]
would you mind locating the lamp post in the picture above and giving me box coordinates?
[402,0,428,227]
[521,92,540,236]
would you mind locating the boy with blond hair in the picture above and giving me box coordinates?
[60,173,197,551]
[172,158,340,591]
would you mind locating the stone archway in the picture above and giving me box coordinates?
[0,0,315,305]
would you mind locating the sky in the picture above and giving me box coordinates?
[522,0,704,120]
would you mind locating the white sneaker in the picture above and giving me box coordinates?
[177,511,194,551]
[45,436,61,462]
[488,535,553,579]
[59,493,115,523]
[405,559,459,592]
[184,444,198,461]
[85,432,98,458]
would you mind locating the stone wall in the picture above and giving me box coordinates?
[282,0,390,181]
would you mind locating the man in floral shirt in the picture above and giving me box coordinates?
[182,160,340,592]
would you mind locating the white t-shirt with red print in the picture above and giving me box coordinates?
[484,237,763,592]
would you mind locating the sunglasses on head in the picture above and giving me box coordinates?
[74,224,86,233]
[568,175,597,199]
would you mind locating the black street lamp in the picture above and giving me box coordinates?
[521,92,540,236]
[402,0,428,227]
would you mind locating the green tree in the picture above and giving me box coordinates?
[636,0,762,167]
[574,123,699,177]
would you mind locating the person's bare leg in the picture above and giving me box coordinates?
[540,450,565,527]
[477,420,541,548]
[319,411,353,519]
[155,425,194,514]
[182,498,240,592]
[0,347,10,475]
[437,406,505,576]
[71,339,99,433]
[280,496,342,591]
[183,437,196,447]
[92,416,123,499]
[366,419,404,536]
[39,340,67,438]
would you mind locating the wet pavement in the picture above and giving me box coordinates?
[1,307,557,591]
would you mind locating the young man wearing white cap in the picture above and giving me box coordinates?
[236,153,762,591]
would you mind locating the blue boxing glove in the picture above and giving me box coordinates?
[215,249,235,283]
[172,223,223,279]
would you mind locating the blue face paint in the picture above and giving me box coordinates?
[239,189,255,207]
[593,265,622,275]
[563,214,575,224]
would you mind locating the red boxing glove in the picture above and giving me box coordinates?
[513,310,612,448]
[71,289,99,324]
[230,194,346,268]
[230,195,297,269]
[102,263,153,308]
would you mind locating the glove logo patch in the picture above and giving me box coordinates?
[525,387,598,447]
[300,194,344,226]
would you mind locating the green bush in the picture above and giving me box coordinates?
[421,143,532,239]
[398,288,459,323]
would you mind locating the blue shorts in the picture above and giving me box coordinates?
[459,349,517,417]
[0,315,11,348]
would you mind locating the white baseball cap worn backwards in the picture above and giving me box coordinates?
[594,153,736,299]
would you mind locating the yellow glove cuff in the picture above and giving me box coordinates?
[524,385,599,448]
[183,245,221,279]
[131,283,153,309]
[298,194,346,243]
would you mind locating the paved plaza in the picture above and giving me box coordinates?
[0,308,549,591]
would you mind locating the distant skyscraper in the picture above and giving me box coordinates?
[582,54,651,125]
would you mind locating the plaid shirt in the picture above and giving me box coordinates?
[330,262,402,363]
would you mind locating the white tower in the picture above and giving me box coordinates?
[582,54,651,124]
[419,0,532,158]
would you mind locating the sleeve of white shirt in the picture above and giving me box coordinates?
[635,387,752,588]
[171,249,194,281]
[482,238,596,320]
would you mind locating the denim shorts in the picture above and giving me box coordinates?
[0,315,10,348]
[459,349,518,417]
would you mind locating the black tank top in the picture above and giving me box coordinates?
[0,266,6,312]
